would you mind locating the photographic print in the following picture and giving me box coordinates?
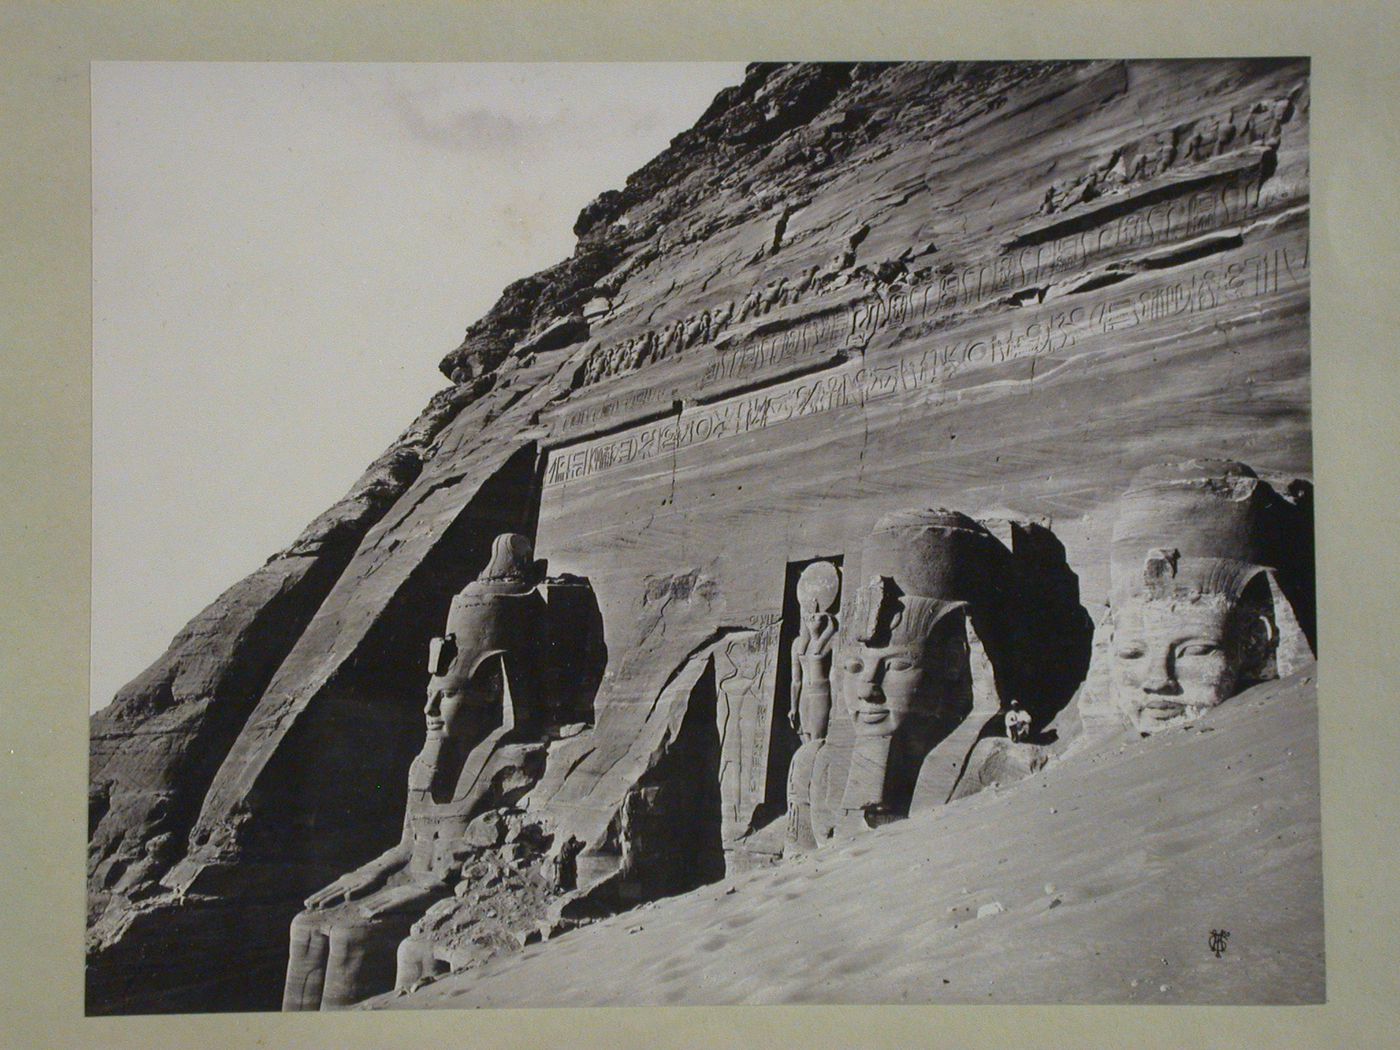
[87,59,1318,1014]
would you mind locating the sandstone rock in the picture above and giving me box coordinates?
[947,738,1051,803]
[515,315,590,358]
[463,812,509,849]
[87,383,485,921]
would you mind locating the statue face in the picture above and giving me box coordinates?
[423,659,500,739]
[1110,597,1246,733]
[838,615,968,739]
[802,610,835,643]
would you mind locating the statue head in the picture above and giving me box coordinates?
[424,533,545,741]
[833,509,1010,820]
[837,509,1003,742]
[1107,462,1282,734]
[840,574,968,739]
[795,560,841,638]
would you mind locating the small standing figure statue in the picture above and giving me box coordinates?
[1004,700,1032,744]
[789,561,841,742]
[784,561,841,852]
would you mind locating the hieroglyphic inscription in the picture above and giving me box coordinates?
[544,241,1306,488]
[546,368,865,486]
[544,314,1067,487]
[560,381,676,433]
[704,176,1263,387]
[1089,242,1307,333]
[560,135,1276,427]
[701,311,849,389]
[558,162,1271,436]
[849,219,1304,352]
[1038,95,1296,216]
[577,271,823,391]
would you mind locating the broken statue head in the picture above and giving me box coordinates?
[1106,460,1308,734]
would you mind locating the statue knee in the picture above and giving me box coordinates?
[288,909,321,944]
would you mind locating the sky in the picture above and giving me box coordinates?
[91,62,748,712]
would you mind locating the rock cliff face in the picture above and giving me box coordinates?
[88,60,1312,1013]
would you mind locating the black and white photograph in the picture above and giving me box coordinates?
[85,58,1322,1016]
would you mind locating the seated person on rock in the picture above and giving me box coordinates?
[281,534,545,1011]
[1004,700,1032,743]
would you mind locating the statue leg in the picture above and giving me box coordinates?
[395,931,435,991]
[785,740,822,853]
[840,736,894,819]
[282,911,330,1012]
[320,915,419,1009]
[808,743,835,844]
[799,681,831,743]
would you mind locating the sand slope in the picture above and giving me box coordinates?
[382,669,1322,1008]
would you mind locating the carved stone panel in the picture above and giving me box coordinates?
[715,620,783,855]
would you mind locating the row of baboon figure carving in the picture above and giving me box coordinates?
[1039,92,1298,215]
[281,458,1314,1010]
[577,92,1303,393]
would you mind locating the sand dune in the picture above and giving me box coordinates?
[380,668,1322,1008]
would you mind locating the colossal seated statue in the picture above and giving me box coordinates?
[281,534,546,1011]
[1103,460,1313,735]
[823,510,1008,831]
[794,509,1093,834]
